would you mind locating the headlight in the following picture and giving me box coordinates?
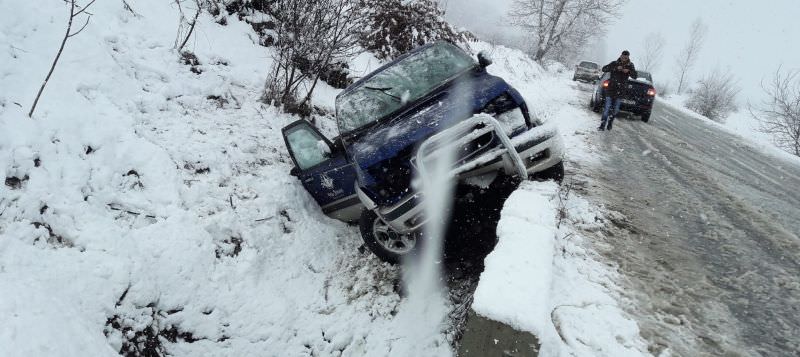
[483,93,526,134]
[495,108,526,134]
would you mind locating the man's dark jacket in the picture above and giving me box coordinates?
[601,59,637,98]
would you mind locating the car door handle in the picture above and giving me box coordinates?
[303,178,314,183]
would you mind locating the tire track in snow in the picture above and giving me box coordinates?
[576,101,800,356]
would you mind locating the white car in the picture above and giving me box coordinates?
[572,61,601,82]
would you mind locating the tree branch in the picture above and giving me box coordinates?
[67,15,91,37]
[29,0,79,118]
[74,0,96,16]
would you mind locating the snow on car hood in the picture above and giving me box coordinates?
[347,72,510,171]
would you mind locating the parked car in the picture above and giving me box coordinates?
[282,41,564,263]
[572,61,601,82]
[589,70,656,122]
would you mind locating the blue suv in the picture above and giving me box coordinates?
[282,41,564,263]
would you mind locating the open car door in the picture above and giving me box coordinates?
[282,120,362,221]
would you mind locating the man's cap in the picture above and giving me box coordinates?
[621,50,630,55]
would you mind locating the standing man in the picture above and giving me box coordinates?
[599,50,637,131]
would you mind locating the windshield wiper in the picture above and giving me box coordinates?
[364,86,401,101]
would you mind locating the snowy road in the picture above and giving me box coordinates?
[576,101,800,356]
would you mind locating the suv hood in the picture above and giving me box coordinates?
[347,71,510,171]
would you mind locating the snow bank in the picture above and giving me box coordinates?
[472,181,558,336]
[546,193,649,356]
[470,180,648,356]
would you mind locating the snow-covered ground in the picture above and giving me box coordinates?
[1,2,412,356]
[473,43,650,356]
[658,95,800,166]
[2,2,649,356]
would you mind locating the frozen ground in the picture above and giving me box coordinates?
[570,82,800,356]
[659,95,800,166]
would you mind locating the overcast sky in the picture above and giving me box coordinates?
[442,0,800,102]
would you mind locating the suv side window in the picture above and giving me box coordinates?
[285,125,331,170]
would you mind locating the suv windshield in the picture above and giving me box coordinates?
[579,61,598,69]
[336,42,475,134]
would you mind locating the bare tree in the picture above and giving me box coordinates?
[685,68,740,122]
[639,31,665,72]
[508,0,625,63]
[750,67,800,156]
[264,0,361,115]
[29,0,96,118]
[674,18,707,94]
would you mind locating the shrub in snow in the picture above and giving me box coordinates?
[104,303,199,356]
[217,0,276,44]
[356,0,474,60]
[219,0,473,112]
[685,68,740,122]
[259,0,361,115]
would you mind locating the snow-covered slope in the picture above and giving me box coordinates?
[0,2,427,356]
[657,95,800,165]
[2,2,648,357]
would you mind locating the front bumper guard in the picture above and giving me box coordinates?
[373,114,561,233]
[416,114,529,180]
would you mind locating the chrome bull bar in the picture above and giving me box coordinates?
[415,114,529,180]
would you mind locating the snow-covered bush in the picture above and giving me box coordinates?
[211,0,471,115]
[261,0,361,115]
[356,0,474,60]
[685,68,740,122]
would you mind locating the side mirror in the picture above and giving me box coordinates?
[477,51,493,68]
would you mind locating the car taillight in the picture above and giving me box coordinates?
[647,87,656,96]
[602,80,609,88]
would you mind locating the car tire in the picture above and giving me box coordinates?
[359,209,420,264]
[591,98,602,113]
[531,161,564,183]
[641,111,651,122]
